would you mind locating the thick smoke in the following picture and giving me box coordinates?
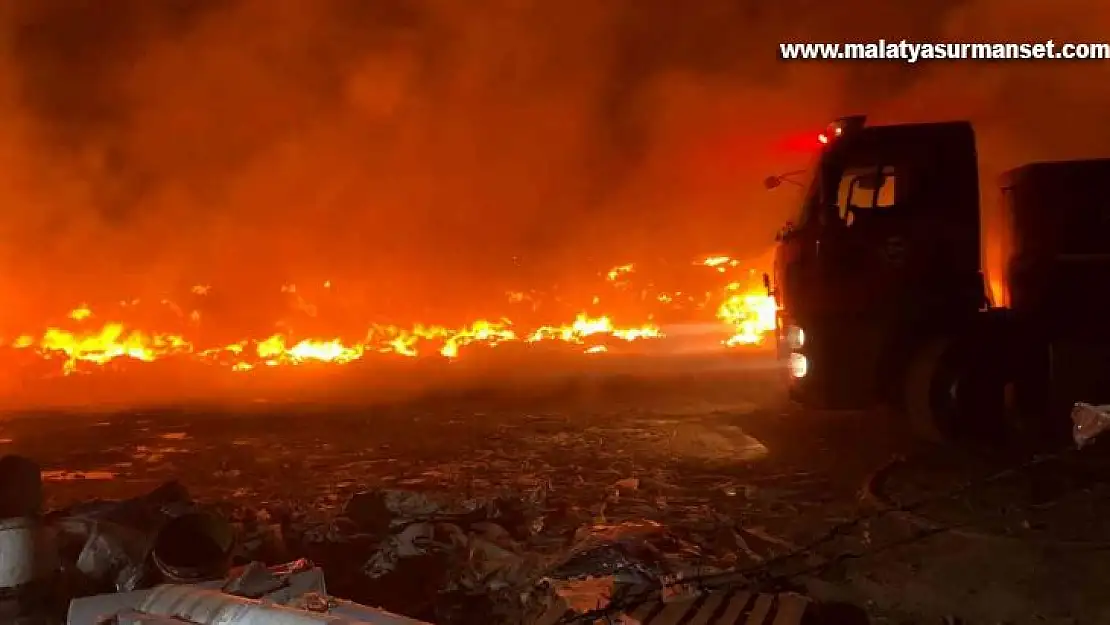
[869,0,1110,283]
[0,0,1106,327]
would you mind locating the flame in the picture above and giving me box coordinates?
[700,257,777,346]
[606,263,635,282]
[68,306,92,321]
[717,288,777,345]
[6,253,778,376]
[701,256,739,273]
[32,324,192,375]
[525,313,661,344]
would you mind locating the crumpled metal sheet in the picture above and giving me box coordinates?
[520,521,685,625]
[551,520,671,581]
[362,521,544,594]
[363,522,445,580]
[221,558,324,600]
[352,491,708,624]
[54,481,201,593]
[70,519,152,593]
[344,489,545,538]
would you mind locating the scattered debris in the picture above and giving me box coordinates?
[0,451,835,625]
[1072,402,1110,447]
[614,478,640,491]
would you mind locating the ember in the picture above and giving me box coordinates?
[5,255,776,376]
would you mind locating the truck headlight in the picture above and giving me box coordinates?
[786,325,805,350]
[788,353,808,378]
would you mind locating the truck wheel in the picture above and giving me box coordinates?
[903,336,1009,444]
[903,338,958,442]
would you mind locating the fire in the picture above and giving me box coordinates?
[699,259,776,345]
[6,254,778,376]
[606,263,635,282]
[36,324,192,375]
[717,287,777,345]
[702,256,739,272]
[524,313,660,344]
[256,336,365,366]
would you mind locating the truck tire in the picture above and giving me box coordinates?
[903,334,1013,445]
[903,337,958,442]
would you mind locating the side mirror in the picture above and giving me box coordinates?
[763,175,782,190]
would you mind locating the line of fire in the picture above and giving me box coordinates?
[0,255,776,376]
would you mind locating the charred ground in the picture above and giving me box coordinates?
[6,355,1110,623]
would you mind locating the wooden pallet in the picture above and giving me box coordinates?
[533,590,811,625]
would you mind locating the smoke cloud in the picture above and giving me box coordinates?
[0,0,1106,327]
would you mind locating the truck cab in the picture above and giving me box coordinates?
[772,116,987,413]
[770,116,1110,443]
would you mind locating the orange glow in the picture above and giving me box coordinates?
[5,254,777,376]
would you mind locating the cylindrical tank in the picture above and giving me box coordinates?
[137,584,431,625]
[69,585,433,625]
[0,517,58,590]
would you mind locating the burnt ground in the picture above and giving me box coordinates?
[3,353,1110,624]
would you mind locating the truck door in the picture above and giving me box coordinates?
[826,164,909,311]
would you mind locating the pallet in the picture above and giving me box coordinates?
[533,590,811,625]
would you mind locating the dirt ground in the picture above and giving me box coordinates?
[2,353,1108,624]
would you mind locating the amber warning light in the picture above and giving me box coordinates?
[819,114,867,144]
[817,124,843,145]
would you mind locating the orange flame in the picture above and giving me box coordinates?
[8,254,777,376]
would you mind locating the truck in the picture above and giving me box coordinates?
[765,115,1110,444]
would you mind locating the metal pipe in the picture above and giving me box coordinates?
[151,513,234,583]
